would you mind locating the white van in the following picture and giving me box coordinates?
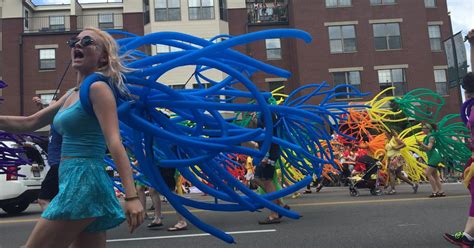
[0,140,49,214]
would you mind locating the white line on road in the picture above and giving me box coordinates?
[106,229,277,243]
[397,223,419,227]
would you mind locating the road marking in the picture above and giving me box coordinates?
[397,223,419,227]
[106,229,277,242]
[0,195,469,225]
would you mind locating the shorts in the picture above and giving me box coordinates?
[254,163,275,180]
[38,166,59,200]
[160,167,176,190]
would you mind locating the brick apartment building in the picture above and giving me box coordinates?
[227,0,461,118]
[0,0,462,129]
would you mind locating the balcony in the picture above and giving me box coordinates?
[246,0,289,25]
[24,13,123,33]
[24,15,70,33]
[77,14,123,30]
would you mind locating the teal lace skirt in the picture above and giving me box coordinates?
[42,158,125,232]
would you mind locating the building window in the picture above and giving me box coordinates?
[378,68,406,96]
[24,10,29,29]
[373,23,401,50]
[328,25,356,53]
[144,0,150,24]
[193,83,210,89]
[325,0,351,7]
[265,39,282,60]
[332,71,361,99]
[370,0,396,5]
[98,13,114,29]
[171,84,186,89]
[156,44,182,54]
[219,0,228,21]
[49,16,65,31]
[39,93,56,107]
[189,0,215,20]
[155,0,181,21]
[39,49,56,70]
[428,25,442,51]
[268,81,285,101]
[434,69,448,95]
[424,0,436,8]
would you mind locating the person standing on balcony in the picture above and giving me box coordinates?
[0,27,144,247]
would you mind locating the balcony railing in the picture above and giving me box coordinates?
[77,14,123,30]
[246,0,289,25]
[24,13,123,33]
[24,15,70,33]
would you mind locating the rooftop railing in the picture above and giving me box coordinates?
[24,13,123,33]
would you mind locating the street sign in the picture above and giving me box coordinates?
[444,31,468,88]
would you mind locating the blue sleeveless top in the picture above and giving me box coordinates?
[53,97,106,159]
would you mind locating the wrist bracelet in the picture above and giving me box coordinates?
[124,195,139,202]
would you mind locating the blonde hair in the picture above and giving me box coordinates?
[83,27,131,97]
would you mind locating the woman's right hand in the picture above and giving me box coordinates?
[124,198,145,233]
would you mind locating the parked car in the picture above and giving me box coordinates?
[0,140,49,215]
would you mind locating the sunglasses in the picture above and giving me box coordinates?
[67,35,95,48]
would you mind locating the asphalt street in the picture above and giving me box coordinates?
[0,183,470,248]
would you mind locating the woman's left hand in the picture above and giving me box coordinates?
[124,198,145,233]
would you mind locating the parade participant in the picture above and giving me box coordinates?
[444,29,474,248]
[32,96,63,211]
[385,129,418,195]
[0,27,144,247]
[244,113,286,224]
[417,123,445,198]
[147,166,188,232]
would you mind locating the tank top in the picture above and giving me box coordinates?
[53,93,106,159]
[424,136,442,166]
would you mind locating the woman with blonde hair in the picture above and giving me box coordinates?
[0,27,144,247]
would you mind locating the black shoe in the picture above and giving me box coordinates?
[315,184,323,192]
[444,232,474,247]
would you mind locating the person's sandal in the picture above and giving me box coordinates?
[168,223,187,231]
[147,221,163,229]
[429,193,438,198]
[278,205,291,219]
[258,217,281,225]
[436,192,446,197]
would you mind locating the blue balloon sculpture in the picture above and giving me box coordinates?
[77,29,367,243]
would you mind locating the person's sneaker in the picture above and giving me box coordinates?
[444,232,474,247]
[412,184,419,194]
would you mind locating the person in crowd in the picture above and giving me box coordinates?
[417,123,445,198]
[0,27,144,247]
[384,129,418,195]
[147,165,188,232]
[32,96,64,212]
[444,29,474,247]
